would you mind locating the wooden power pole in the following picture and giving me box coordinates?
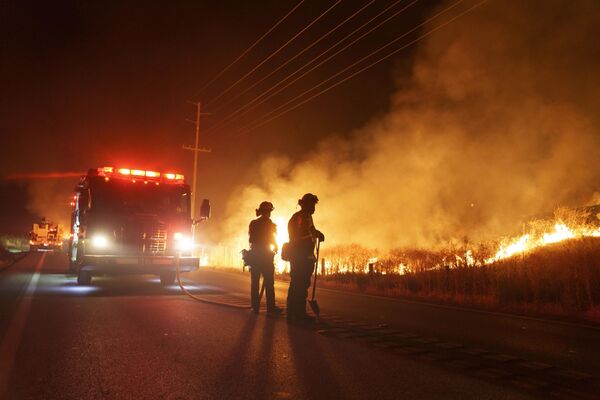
[183,102,211,245]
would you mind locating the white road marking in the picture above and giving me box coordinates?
[0,252,46,394]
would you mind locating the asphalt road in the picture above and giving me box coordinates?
[195,268,600,374]
[0,252,591,399]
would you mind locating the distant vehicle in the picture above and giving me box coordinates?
[29,218,64,251]
[68,167,210,285]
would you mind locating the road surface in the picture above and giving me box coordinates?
[0,252,596,399]
[197,267,600,373]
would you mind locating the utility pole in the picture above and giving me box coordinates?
[183,101,211,246]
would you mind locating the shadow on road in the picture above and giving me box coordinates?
[214,315,259,397]
[288,321,343,399]
[254,317,276,399]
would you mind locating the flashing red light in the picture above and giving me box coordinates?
[97,167,183,184]
[145,170,160,178]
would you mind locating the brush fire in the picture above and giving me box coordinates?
[208,205,600,319]
[487,221,600,264]
[207,0,600,293]
[209,205,600,275]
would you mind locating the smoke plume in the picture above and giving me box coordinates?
[221,0,600,250]
[26,180,73,229]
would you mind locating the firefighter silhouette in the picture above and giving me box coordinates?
[286,193,324,322]
[248,201,283,314]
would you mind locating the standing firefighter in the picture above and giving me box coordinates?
[248,201,283,315]
[286,193,325,322]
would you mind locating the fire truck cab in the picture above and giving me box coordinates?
[68,167,209,285]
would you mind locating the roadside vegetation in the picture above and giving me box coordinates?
[213,208,600,322]
[0,244,15,269]
[0,235,29,253]
[317,237,600,322]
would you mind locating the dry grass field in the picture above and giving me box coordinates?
[317,237,600,322]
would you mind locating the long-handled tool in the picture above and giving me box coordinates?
[254,277,265,313]
[308,239,321,321]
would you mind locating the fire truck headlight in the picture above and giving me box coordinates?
[91,234,109,249]
[174,233,193,251]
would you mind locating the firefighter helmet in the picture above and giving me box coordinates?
[298,193,319,206]
[256,201,274,216]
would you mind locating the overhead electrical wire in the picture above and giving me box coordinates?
[236,0,489,136]
[204,0,417,135]
[206,0,343,107]
[209,0,377,116]
[192,0,305,100]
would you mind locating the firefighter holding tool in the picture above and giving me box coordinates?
[248,201,283,315]
[286,193,325,322]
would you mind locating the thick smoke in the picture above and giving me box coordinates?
[221,0,600,250]
[27,180,73,229]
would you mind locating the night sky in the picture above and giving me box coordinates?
[2,0,600,251]
[0,0,438,234]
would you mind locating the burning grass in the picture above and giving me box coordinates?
[211,207,600,321]
[317,237,600,322]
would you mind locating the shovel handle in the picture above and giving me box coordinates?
[311,239,320,301]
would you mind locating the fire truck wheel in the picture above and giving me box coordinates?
[77,271,92,285]
[160,273,176,286]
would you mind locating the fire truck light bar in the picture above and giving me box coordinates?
[97,167,184,183]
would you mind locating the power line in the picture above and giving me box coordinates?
[237,0,488,135]
[206,0,410,134]
[209,0,377,116]
[192,0,305,100]
[206,0,342,107]
[204,0,417,135]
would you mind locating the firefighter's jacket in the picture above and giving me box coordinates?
[248,217,277,266]
[287,210,318,260]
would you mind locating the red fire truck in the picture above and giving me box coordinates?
[68,167,210,285]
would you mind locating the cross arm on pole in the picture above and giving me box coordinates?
[182,145,212,153]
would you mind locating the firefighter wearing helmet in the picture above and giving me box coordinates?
[286,193,325,322]
[248,201,283,314]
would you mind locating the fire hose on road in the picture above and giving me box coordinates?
[175,253,251,310]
